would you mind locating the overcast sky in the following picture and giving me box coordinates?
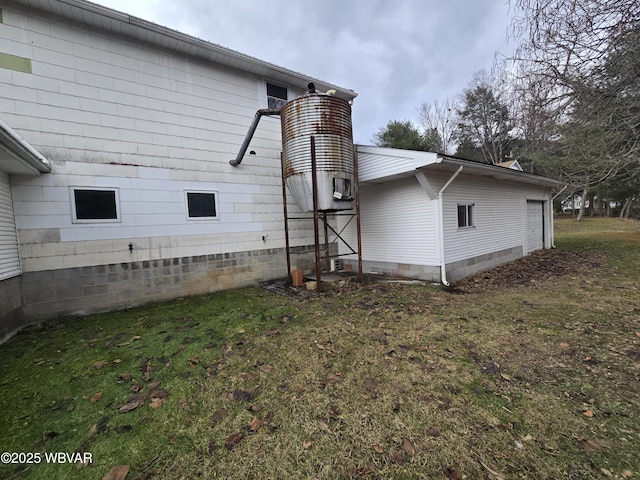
[92,0,516,144]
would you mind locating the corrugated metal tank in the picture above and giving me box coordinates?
[281,93,355,212]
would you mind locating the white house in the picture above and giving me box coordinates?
[0,0,356,341]
[339,146,562,284]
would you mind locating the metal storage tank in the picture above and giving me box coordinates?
[281,92,355,212]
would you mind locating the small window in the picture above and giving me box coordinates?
[266,82,288,109]
[72,188,119,223]
[457,204,475,228]
[186,191,218,219]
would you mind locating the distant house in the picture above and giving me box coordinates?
[339,146,563,284]
[0,0,356,341]
[497,159,523,171]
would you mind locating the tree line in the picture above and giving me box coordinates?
[373,0,640,220]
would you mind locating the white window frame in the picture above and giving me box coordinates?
[265,81,288,109]
[457,203,475,229]
[184,190,219,221]
[70,187,121,224]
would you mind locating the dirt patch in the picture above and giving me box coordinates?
[454,249,607,290]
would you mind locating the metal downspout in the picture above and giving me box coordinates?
[229,108,281,166]
[550,185,568,249]
[438,165,463,287]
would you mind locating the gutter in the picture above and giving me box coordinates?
[0,118,51,173]
[437,165,463,287]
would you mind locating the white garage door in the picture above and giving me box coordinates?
[0,171,21,280]
[526,200,544,254]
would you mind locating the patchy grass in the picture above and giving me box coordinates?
[1,217,639,479]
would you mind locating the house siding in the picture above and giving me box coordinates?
[339,175,438,276]
[442,175,550,265]
[340,159,555,283]
[0,2,319,339]
[0,171,20,280]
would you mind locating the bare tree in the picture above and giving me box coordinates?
[509,0,640,218]
[417,97,459,155]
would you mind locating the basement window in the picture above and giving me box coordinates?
[71,188,120,223]
[457,204,475,228]
[185,191,218,219]
[266,82,288,109]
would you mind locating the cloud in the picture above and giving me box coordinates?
[93,0,514,143]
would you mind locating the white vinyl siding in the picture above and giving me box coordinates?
[340,176,437,265]
[442,176,545,264]
[0,172,21,280]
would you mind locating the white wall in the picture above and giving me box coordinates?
[442,174,551,264]
[0,3,311,272]
[339,175,438,265]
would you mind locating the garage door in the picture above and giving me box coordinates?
[526,200,544,254]
[0,171,21,280]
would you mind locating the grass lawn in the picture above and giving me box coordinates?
[1,216,639,479]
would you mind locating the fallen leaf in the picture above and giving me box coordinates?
[150,389,169,399]
[102,465,129,480]
[91,392,103,403]
[426,426,441,437]
[601,469,613,477]
[93,360,109,370]
[149,398,165,409]
[147,381,162,390]
[225,432,244,450]
[119,399,144,413]
[402,438,415,456]
[302,441,312,449]
[389,449,406,465]
[500,373,512,381]
[371,444,384,454]
[579,438,612,452]
[583,410,594,418]
[622,470,634,478]
[211,408,228,427]
[522,434,533,442]
[249,417,260,433]
[232,389,254,401]
[559,342,570,348]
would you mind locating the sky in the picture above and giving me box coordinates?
[91,0,517,145]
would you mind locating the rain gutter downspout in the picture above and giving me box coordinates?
[229,108,281,166]
[438,165,463,287]
[550,185,568,248]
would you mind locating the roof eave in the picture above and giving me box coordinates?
[0,119,51,175]
[434,155,563,189]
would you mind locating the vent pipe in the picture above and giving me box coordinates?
[229,108,281,166]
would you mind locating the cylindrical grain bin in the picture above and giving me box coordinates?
[280,93,355,212]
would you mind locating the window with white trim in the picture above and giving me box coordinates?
[185,191,218,219]
[457,204,475,228]
[71,187,120,223]
[266,82,288,109]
